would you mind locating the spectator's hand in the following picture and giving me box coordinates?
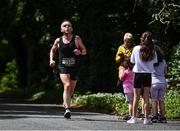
[73,49,81,56]
[49,60,56,67]
[118,52,124,57]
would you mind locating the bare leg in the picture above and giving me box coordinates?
[60,74,72,109]
[159,101,165,117]
[152,100,158,116]
[128,101,133,116]
[143,87,150,118]
[70,80,77,97]
[141,98,145,115]
[132,88,141,117]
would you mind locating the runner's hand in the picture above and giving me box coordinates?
[49,60,56,67]
[73,49,81,56]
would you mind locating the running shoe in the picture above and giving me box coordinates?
[151,116,158,123]
[127,117,137,124]
[139,113,145,120]
[123,115,131,120]
[158,117,167,123]
[144,118,152,125]
[64,109,71,119]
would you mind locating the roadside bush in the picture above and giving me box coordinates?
[0,59,18,92]
[167,43,180,93]
[73,93,131,116]
[73,93,124,113]
[165,90,180,119]
[72,90,180,119]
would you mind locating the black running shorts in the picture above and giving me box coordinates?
[134,73,151,88]
[59,66,79,80]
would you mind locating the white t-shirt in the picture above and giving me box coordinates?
[131,45,158,73]
[152,59,167,84]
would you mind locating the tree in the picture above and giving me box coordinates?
[0,0,179,96]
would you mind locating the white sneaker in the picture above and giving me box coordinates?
[64,109,71,119]
[144,118,152,125]
[127,117,137,124]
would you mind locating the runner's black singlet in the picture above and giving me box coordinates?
[58,36,79,80]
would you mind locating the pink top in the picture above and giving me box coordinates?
[120,68,134,94]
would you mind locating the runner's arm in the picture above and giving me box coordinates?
[49,38,59,67]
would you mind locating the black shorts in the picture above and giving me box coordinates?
[134,73,151,88]
[59,66,79,80]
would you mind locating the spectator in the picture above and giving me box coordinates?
[151,45,167,123]
[120,57,134,120]
[127,31,157,124]
[115,33,134,95]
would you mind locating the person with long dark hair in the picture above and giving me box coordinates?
[127,31,157,124]
[151,45,167,123]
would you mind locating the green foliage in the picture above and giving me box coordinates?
[149,1,180,33]
[0,59,18,92]
[165,90,180,119]
[72,91,180,119]
[29,89,63,104]
[0,0,179,95]
[167,43,180,92]
[73,93,125,114]
[31,91,46,101]
[14,1,26,23]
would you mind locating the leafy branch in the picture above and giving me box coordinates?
[149,2,180,32]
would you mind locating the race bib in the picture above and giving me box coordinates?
[62,58,75,66]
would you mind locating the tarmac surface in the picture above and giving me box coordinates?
[0,98,179,130]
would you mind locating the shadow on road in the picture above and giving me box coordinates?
[0,98,180,130]
[0,98,108,120]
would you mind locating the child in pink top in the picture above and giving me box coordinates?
[120,58,134,120]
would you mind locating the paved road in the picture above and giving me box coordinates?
[0,98,179,130]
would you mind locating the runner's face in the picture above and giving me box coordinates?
[61,21,73,34]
